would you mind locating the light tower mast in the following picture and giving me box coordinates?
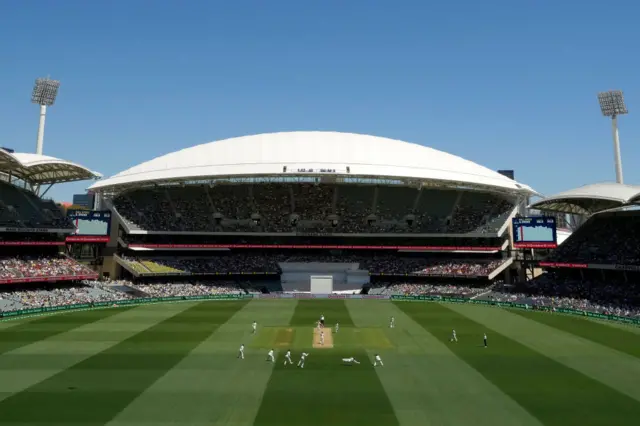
[597,90,628,184]
[31,77,61,156]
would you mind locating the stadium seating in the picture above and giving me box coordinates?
[0,182,73,230]
[0,256,95,281]
[548,213,640,266]
[119,254,502,278]
[113,184,515,234]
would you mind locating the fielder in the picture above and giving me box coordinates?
[266,348,275,362]
[342,357,360,365]
[297,352,309,368]
[252,321,257,334]
[335,322,339,333]
[238,344,245,359]
[284,349,293,365]
[483,333,488,348]
[320,331,325,345]
[373,354,384,367]
[320,314,325,327]
[389,316,395,328]
[450,329,458,342]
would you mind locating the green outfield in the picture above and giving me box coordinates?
[0,299,639,425]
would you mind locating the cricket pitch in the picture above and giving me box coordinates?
[313,327,334,348]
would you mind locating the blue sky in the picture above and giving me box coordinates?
[1,0,638,202]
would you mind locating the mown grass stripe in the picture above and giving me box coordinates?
[396,302,640,426]
[345,300,543,426]
[253,300,399,426]
[510,309,640,360]
[0,307,134,356]
[106,299,299,426]
[0,300,247,425]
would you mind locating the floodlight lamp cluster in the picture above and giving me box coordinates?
[31,78,60,106]
[597,90,628,117]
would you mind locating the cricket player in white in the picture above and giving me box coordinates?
[451,329,458,342]
[238,344,245,359]
[320,331,325,345]
[373,354,384,367]
[335,322,339,333]
[252,321,257,334]
[284,350,293,365]
[266,349,275,362]
[342,357,360,364]
[297,352,309,368]
[320,314,325,328]
[483,333,488,348]
[389,316,395,328]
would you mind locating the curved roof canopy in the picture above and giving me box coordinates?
[529,182,640,215]
[90,131,536,194]
[0,150,102,185]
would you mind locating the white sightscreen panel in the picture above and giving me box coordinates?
[310,276,333,294]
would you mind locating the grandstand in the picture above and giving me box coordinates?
[1,133,640,318]
[79,131,531,292]
[0,149,102,300]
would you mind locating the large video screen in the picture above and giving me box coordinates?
[66,210,111,243]
[512,216,557,249]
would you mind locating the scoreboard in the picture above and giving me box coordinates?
[66,210,111,243]
[512,216,557,249]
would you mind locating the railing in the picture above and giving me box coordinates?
[390,295,640,326]
[0,294,252,319]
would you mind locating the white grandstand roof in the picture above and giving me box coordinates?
[0,150,102,185]
[529,182,640,215]
[90,131,536,194]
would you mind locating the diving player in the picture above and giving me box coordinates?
[342,357,361,365]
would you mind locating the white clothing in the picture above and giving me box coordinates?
[451,330,458,342]
[389,317,395,328]
[335,323,339,333]
[297,352,309,368]
[374,355,384,366]
[284,350,293,365]
[342,357,360,364]
[252,322,257,333]
[267,350,275,362]
[238,345,245,359]
[320,332,324,345]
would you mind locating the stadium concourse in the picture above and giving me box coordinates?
[0,133,640,319]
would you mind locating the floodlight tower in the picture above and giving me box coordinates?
[31,77,61,156]
[597,90,628,184]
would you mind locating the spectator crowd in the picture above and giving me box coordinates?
[549,213,640,266]
[121,254,505,278]
[114,184,514,234]
[0,256,95,281]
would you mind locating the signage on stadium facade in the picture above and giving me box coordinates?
[293,168,338,173]
[0,227,72,234]
[0,241,65,246]
[126,243,501,251]
[0,274,99,285]
[65,236,110,243]
[538,262,588,269]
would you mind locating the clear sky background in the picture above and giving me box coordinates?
[0,0,638,203]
